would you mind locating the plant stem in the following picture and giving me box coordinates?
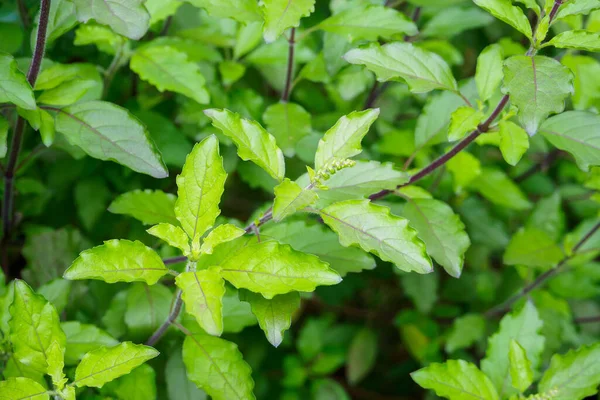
[549,0,563,23]
[574,316,600,324]
[485,221,600,318]
[514,149,561,183]
[146,289,183,346]
[102,46,123,99]
[2,0,51,244]
[281,28,296,102]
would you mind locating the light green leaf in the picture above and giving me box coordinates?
[473,0,532,38]
[261,0,316,43]
[37,78,99,106]
[175,135,227,258]
[34,0,77,46]
[144,0,180,24]
[422,6,494,38]
[545,30,600,52]
[502,55,573,135]
[47,341,67,390]
[412,359,499,400]
[108,189,178,226]
[317,4,417,42]
[183,333,255,400]
[263,102,312,157]
[0,53,36,110]
[504,227,564,268]
[53,101,168,178]
[9,280,66,374]
[147,223,190,255]
[103,364,156,400]
[498,120,529,165]
[347,328,378,385]
[556,0,600,20]
[481,302,545,397]
[526,192,564,242]
[509,340,533,393]
[344,42,459,93]
[446,151,482,194]
[263,221,376,276]
[475,44,504,103]
[448,106,484,141]
[402,198,470,278]
[315,161,409,203]
[205,108,285,180]
[131,45,209,104]
[74,24,127,55]
[221,289,257,333]
[273,179,318,222]
[72,342,159,388]
[314,109,379,171]
[320,200,433,274]
[64,239,169,285]
[61,321,119,365]
[183,0,262,23]
[445,314,486,353]
[0,115,8,158]
[72,0,150,40]
[539,343,600,400]
[539,111,600,171]
[219,61,246,86]
[166,349,207,400]
[200,224,246,255]
[218,240,341,299]
[176,269,226,336]
[124,284,172,339]
[241,291,300,347]
[0,377,49,400]
[38,109,55,147]
[471,168,531,210]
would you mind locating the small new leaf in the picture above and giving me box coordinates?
[545,30,600,52]
[147,223,190,255]
[273,179,318,222]
[241,291,300,347]
[64,240,169,285]
[475,44,504,103]
[498,120,529,166]
[261,0,316,43]
[473,0,532,38]
[509,340,533,393]
[108,190,178,226]
[448,106,484,142]
[200,224,246,255]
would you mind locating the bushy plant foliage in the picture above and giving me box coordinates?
[1,0,600,399]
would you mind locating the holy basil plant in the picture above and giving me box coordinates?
[1,0,600,399]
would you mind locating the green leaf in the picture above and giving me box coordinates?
[61,321,119,365]
[421,6,494,38]
[103,364,156,400]
[556,0,600,20]
[344,43,459,94]
[124,283,172,339]
[204,109,285,181]
[481,302,545,397]
[38,279,71,314]
[273,179,318,222]
[502,55,573,135]
[402,198,470,278]
[72,342,159,388]
[545,30,600,52]
[64,239,169,285]
[261,0,316,43]
[130,45,210,104]
[35,0,77,46]
[475,44,504,103]
[47,341,67,390]
[314,109,379,171]
[320,200,433,274]
[72,0,150,40]
[448,106,484,141]
[200,224,246,255]
[539,111,600,171]
[0,115,8,158]
[9,280,66,374]
[412,360,499,400]
[445,314,486,353]
[148,223,190,255]
[446,151,482,194]
[316,4,417,42]
[109,190,178,226]
[37,78,99,106]
[183,0,262,23]
[74,24,128,55]
[176,269,226,336]
[217,240,341,299]
[539,343,600,400]
[145,0,180,24]
[509,340,533,393]
[526,193,564,242]
[498,120,529,165]
[221,289,257,333]
[0,53,36,110]
[347,328,378,385]
[473,0,532,38]
[470,168,531,210]
[183,333,255,400]
[0,377,49,400]
[263,102,312,157]
[316,161,409,203]
[53,101,168,178]
[241,291,300,347]
[166,348,207,400]
[504,227,564,268]
[175,135,227,258]
[263,221,375,276]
